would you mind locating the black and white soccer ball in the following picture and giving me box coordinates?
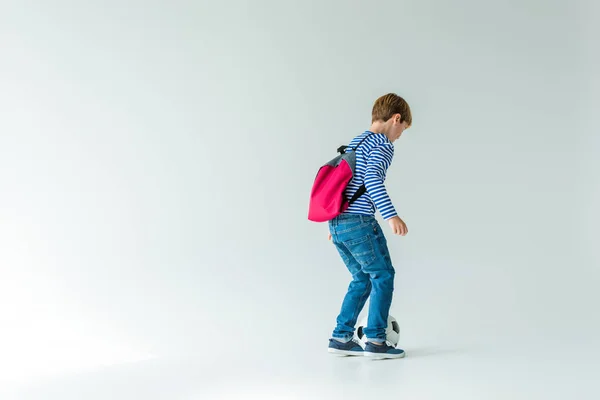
[355,315,400,348]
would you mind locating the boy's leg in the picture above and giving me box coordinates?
[331,241,372,342]
[364,268,394,343]
[359,223,395,343]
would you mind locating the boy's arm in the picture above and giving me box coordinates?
[364,143,397,220]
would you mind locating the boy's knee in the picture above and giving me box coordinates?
[369,269,395,290]
[367,267,395,279]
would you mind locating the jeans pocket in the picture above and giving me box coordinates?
[337,220,369,234]
[344,235,376,268]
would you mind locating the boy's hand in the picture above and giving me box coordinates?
[388,216,408,236]
[328,233,332,241]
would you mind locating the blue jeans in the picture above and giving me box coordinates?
[329,213,395,343]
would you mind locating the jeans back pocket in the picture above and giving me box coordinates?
[344,235,376,268]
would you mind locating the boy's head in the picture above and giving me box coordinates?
[371,93,412,143]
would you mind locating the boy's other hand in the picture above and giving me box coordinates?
[388,216,408,236]
[328,233,332,241]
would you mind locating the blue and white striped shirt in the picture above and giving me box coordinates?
[343,131,397,220]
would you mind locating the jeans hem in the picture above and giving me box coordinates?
[331,335,353,342]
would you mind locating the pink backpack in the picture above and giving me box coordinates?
[308,133,374,222]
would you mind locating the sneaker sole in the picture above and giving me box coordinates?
[364,351,406,359]
[327,348,364,356]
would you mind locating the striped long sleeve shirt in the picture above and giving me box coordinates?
[343,131,397,220]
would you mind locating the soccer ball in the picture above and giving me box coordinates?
[355,315,400,348]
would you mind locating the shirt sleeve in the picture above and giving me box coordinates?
[364,143,397,220]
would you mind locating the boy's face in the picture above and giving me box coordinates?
[388,114,411,142]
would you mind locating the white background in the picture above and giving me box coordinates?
[1,0,598,398]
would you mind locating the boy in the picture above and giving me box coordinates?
[327,93,411,359]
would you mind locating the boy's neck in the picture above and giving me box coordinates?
[369,121,392,142]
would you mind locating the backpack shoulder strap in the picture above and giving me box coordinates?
[348,185,366,205]
[347,132,378,205]
[338,131,377,154]
[351,131,377,152]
